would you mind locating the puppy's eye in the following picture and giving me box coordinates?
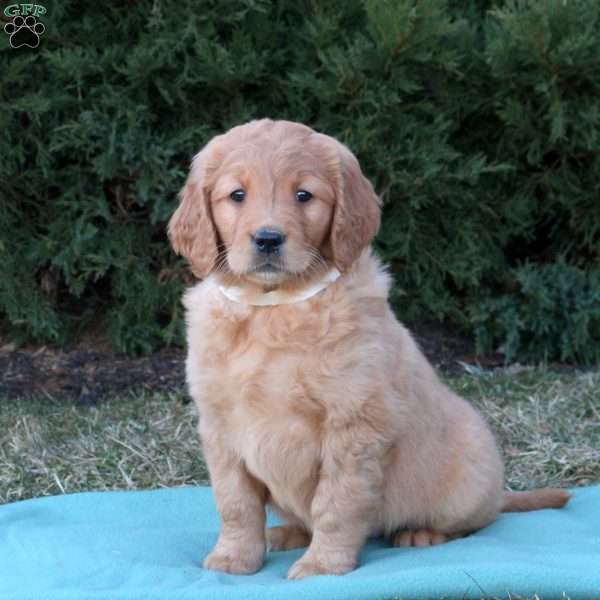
[295,190,313,203]
[230,189,246,203]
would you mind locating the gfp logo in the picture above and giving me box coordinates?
[3,4,46,48]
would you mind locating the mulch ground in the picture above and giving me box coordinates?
[0,322,505,404]
[0,347,185,405]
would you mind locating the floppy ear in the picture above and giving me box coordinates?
[330,142,381,272]
[168,149,218,279]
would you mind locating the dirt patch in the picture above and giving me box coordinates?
[0,321,502,403]
[0,346,185,404]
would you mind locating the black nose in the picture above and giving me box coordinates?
[253,228,285,253]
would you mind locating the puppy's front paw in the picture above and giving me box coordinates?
[203,545,264,575]
[287,552,356,580]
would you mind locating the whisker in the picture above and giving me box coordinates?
[291,246,329,284]
[212,245,241,281]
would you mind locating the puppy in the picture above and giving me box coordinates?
[168,119,569,580]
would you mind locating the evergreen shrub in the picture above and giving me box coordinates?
[1,0,598,361]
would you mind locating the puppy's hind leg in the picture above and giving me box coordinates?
[266,502,311,551]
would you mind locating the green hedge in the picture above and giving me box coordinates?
[1,0,599,362]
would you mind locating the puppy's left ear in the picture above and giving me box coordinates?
[330,142,381,273]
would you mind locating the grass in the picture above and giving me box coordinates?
[1,367,599,504]
[0,391,209,504]
[453,366,600,491]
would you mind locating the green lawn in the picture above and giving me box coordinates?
[1,368,599,504]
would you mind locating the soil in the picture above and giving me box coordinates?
[0,321,505,404]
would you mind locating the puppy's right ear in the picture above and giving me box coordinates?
[168,148,218,279]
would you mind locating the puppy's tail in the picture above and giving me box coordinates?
[502,488,571,512]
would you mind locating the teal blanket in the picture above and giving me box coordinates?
[0,485,597,599]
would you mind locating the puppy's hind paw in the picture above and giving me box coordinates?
[267,525,310,551]
[393,528,452,547]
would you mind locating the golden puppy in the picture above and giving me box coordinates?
[168,119,569,580]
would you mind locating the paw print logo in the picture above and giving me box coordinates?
[4,15,45,48]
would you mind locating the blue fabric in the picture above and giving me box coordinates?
[0,485,598,600]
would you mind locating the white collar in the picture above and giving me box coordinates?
[217,268,341,306]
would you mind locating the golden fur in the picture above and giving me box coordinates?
[169,119,569,579]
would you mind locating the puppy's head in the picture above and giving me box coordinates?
[168,119,380,287]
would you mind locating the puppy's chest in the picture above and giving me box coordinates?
[214,355,322,509]
[199,305,332,412]
[198,312,326,495]
[203,339,324,444]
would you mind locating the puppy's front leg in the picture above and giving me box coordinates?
[202,433,267,575]
[288,425,386,580]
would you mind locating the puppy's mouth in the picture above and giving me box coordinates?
[249,254,287,273]
[243,259,291,285]
[253,263,283,273]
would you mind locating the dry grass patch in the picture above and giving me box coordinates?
[455,367,600,490]
[0,391,207,503]
[1,368,599,504]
